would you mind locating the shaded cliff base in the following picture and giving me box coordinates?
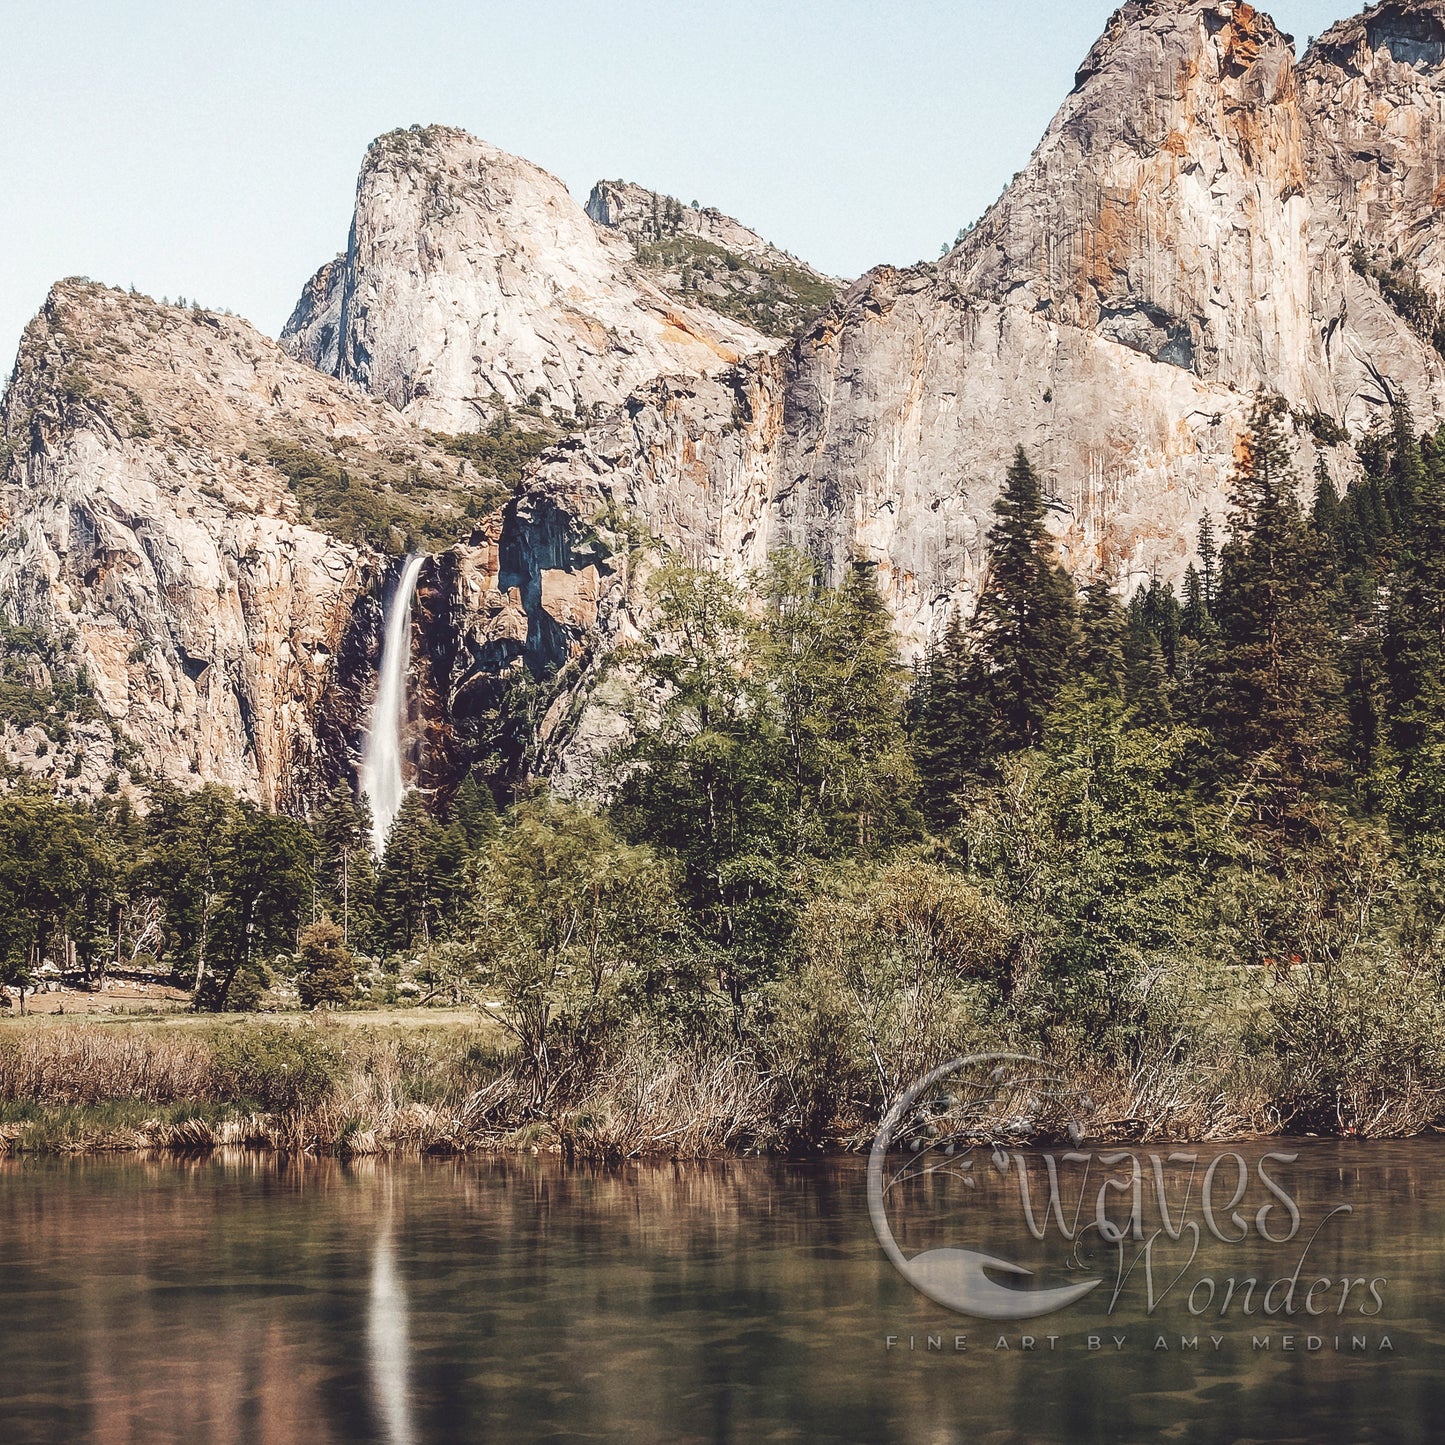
[0,981,1438,1160]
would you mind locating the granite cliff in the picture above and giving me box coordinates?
[489,0,1445,688]
[11,0,1445,808]
[0,281,496,808]
[280,126,775,433]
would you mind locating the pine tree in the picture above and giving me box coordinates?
[1206,398,1345,839]
[817,557,919,851]
[1140,578,1181,675]
[1198,511,1220,616]
[313,784,375,948]
[453,772,499,849]
[297,916,355,1008]
[965,447,1079,757]
[374,794,467,955]
[1075,580,1127,697]
[1386,395,1425,531]
[1311,457,1341,542]
[202,805,310,1010]
[1181,565,1211,641]
[1123,595,1174,726]
[609,562,791,1007]
[912,612,979,829]
[1342,623,1389,796]
[1384,429,1445,760]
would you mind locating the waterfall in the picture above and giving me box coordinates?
[361,554,425,858]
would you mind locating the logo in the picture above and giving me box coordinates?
[867,1054,1382,1330]
[868,1054,1102,1320]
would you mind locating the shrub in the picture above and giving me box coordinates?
[297,917,355,1009]
[209,1024,341,1113]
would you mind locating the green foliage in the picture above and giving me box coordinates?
[265,406,570,552]
[1203,397,1345,841]
[210,1024,341,1113]
[297,917,356,1008]
[312,784,376,949]
[0,621,106,744]
[611,550,917,1008]
[469,798,677,1104]
[374,792,468,955]
[0,792,110,1002]
[610,563,789,1004]
[913,447,1078,799]
[910,615,974,831]
[451,772,499,849]
[769,859,1009,1132]
[965,691,1209,1050]
[633,232,838,338]
[263,437,486,553]
[195,802,311,1010]
[13,405,1445,1146]
[431,406,561,493]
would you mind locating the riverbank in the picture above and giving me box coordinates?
[1,1012,1441,1158]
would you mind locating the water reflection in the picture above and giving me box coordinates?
[369,1214,416,1445]
[0,1144,1439,1442]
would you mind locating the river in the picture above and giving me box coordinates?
[0,1143,1440,1442]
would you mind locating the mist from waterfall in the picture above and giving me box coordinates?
[361,554,425,859]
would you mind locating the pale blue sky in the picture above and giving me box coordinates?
[0,0,1357,373]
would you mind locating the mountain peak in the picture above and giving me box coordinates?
[281,124,773,430]
[952,0,1309,392]
[1075,1,1292,88]
[585,179,842,339]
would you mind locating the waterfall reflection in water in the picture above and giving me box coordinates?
[369,1214,417,1445]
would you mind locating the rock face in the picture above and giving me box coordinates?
[586,181,804,268]
[1304,0,1445,288]
[16,0,1445,810]
[768,0,1327,635]
[501,0,1445,682]
[449,0,1445,789]
[958,0,1315,393]
[281,126,775,432]
[1298,2,1445,421]
[0,280,477,808]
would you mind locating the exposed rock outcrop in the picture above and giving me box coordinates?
[500,0,1445,683]
[1299,2,1445,419]
[0,280,480,807]
[281,126,775,432]
[959,0,1315,390]
[585,179,843,341]
[586,180,805,269]
[1304,0,1445,291]
[17,0,1445,811]
[461,0,1445,772]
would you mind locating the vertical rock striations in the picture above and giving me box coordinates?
[17,2,1445,805]
[1299,2,1445,419]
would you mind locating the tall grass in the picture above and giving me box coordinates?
[0,1022,779,1158]
[0,959,1441,1161]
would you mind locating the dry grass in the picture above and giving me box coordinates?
[555,1048,781,1159]
[0,1022,783,1159]
[0,1002,1440,1157]
[0,1026,213,1105]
